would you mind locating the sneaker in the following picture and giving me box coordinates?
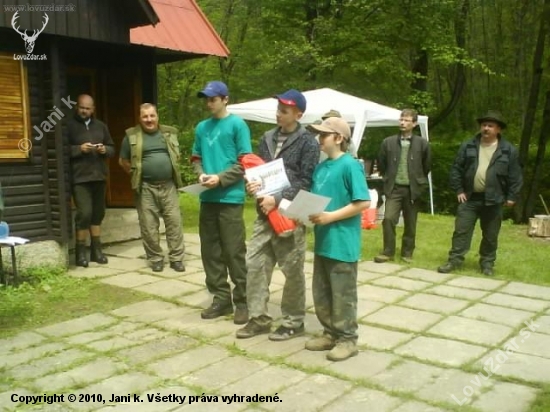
[401,256,413,264]
[268,324,305,341]
[305,334,336,351]
[201,302,233,320]
[169,261,185,272]
[236,319,271,339]
[327,340,358,361]
[152,261,164,272]
[233,305,249,325]
[374,254,392,263]
[437,261,460,274]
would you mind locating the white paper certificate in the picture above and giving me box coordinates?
[245,158,290,197]
[178,183,209,195]
[278,190,331,227]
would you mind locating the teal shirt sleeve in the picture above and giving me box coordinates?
[346,160,370,202]
[119,136,130,160]
[235,118,252,155]
[192,124,202,157]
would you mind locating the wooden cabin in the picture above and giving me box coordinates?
[0,0,228,249]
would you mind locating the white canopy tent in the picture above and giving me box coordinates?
[227,87,434,214]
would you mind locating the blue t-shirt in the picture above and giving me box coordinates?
[192,114,252,204]
[312,154,370,262]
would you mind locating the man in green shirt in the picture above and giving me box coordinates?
[119,104,185,273]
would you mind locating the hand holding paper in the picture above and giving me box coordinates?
[278,190,331,227]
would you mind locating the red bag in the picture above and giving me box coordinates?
[240,154,297,236]
[361,208,378,229]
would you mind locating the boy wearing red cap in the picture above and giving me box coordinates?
[236,89,319,340]
[306,117,370,361]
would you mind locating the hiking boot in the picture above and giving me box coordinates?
[152,261,164,272]
[268,324,305,341]
[90,237,108,264]
[169,261,185,272]
[233,305,249,325]
[75,243,88,268]
[437,261,460,273]
[305,334,336,351]
[327,340,358,362]
[481,267,494,276]
[236,319,271,338]
[374,254,392,263]
[201,302,233,319]
[401,256,413,264]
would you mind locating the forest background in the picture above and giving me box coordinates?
[157,0,550,222]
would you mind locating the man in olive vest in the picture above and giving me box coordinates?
[119,103,185,272]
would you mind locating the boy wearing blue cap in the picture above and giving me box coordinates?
[236,89,320,340]
[192,81,252,324]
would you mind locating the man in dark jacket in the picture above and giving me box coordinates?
[236,89,319,341]
[374,109,432,263]
[438,111,522,276]
[68,94,115,267]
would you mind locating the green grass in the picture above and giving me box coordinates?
[180,193,550,285]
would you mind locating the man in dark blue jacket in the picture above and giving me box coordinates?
[438,111,522,276]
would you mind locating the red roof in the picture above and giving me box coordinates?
[130,0,229,57]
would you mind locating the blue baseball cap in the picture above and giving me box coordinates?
[274,89,306,112]
[197,81,229,98]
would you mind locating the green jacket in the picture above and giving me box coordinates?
[126,125,183,192]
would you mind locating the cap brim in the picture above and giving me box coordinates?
[307,124,335,134]
[197,91,215,98]
[477,117,506,129]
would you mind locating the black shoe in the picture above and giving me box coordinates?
[152,261,164,272]
[169,261,185,272]
[481,267,494,276]
[201,302,233,319]
[75,244,88,268]
[268,324,305,341]
[233,305,249,325]
[437,262,460,273]
[236,319,271,338]
[90,239,108,264]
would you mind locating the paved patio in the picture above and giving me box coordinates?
[1,233,550,411]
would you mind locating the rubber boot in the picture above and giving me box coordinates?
[75,241,89,268]
[90,236,108,264]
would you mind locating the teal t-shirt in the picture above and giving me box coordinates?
[192,114,252,204]
[312,153,370,262]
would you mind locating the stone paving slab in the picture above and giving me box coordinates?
[321,387,401,412]
[100,256,150,271]
[35,313,117,337]
[482,292,550,312]
[445,276,506,291]
[357,270,386,282]
[471,381,539,412]
[398,293,470,314]
[536,315,550,334]
[69,266,126,279]
[475,349,550,383]
[116,334,197,365]
[358,261,404,274]
[427,316,513,346]
[261,374,353,412]
[398,268,454,283]
[100,272,162,289]
[503,332,550,359]
[499,282,550,300]
[356,284,410,303]
[357,299,386,318]
[0,331,45,353]
[395,336,488,367]
[134,279,203,298]
[364,306,442,332]
[0,342,66,369]
[328,349,398,380]
[425,285,490,300]
[371,276,432,292]
[10,348,91,381]
[391,401,449,412]
[458,303,534,327]
[370,360,444,393]
[356,325,413,350]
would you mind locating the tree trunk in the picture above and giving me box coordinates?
[523,90,550,221]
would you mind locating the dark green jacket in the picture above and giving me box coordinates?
[450,134,523,205]
[378,134,432,201]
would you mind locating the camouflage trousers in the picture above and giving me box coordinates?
[312,255,358,342]
[135,181,185,263]
[246,218,306,329]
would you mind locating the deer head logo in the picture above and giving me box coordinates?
[12,11,49,54]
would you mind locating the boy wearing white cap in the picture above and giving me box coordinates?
[306,117,370,361]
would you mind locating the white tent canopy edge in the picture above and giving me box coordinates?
[227,87,434,214]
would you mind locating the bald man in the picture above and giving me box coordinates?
[68,94,115,267]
